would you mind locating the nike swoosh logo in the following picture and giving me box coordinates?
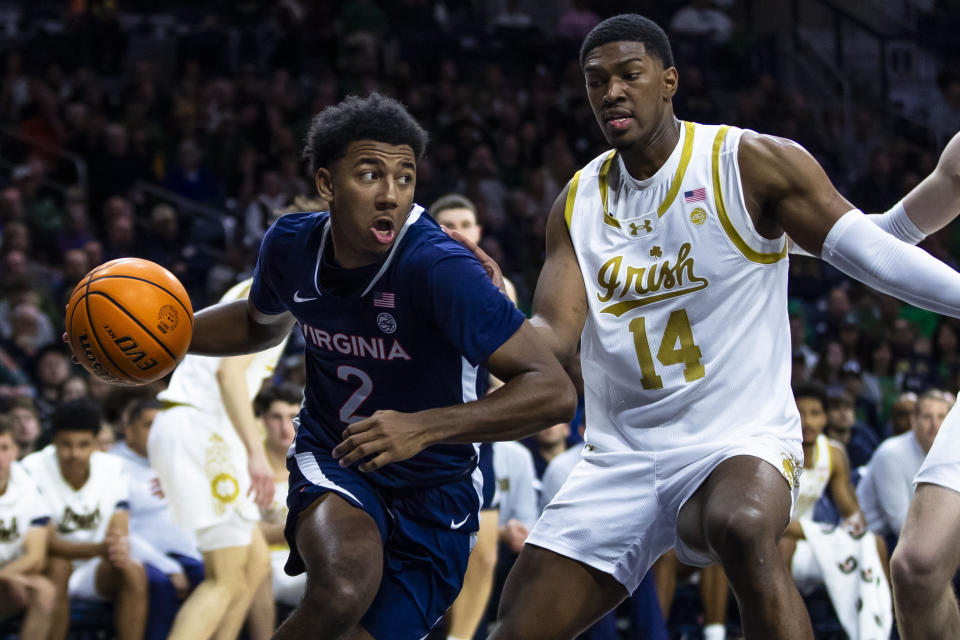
[450,514,470,530]
[293,290,318,303]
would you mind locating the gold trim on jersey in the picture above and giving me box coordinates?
[600,121,696,230]
[564,170,582,229]
[711,126,787,264]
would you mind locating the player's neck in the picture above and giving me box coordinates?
[62,467,90,490]
[618,116,681,181]
[0,476,8,496]
[329,226,382,270]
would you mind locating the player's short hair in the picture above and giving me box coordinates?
[916,389,953,411]
[303,93,428,175]
[579,14,675,69]
[0,414,13,439]
[50,398,101,437]
[5,396,38,416]
[253,383,303,417]
[793,381,828,410]
[125,396,163,425]
[826,391,854,411]
[429,194,477,219]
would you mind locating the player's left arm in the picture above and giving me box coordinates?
[827,442,866,537]
[739,132,960,318]
[333,320,577,472]
[215,355,274,509]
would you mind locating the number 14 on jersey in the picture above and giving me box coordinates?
[629,309,704,390]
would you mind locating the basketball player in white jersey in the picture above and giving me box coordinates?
[148,277,287,640]
[444,15,960,640]
[0,417,55,640]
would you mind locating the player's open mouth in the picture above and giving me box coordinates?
[606,116,634,130]
[371,218,396,244]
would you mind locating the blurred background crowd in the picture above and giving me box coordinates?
[1,0,960,638]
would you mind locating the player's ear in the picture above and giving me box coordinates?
[315,168,334,201]
[662,65,678,99]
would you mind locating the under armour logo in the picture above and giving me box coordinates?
[629,220,653,236]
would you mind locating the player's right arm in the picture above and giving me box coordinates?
[528,182,589,367]
[188,299,295,356]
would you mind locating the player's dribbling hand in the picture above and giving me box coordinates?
[441,226,507,295]
[247,449,275,510]
[333,410,429,472]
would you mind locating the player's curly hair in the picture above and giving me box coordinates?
[303,93,428,175]
[50,398,102,437]
[793,380,828,411]
[579,14,674,70]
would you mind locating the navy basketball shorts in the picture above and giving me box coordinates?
[285,444,480,639]
[478,442,499,510]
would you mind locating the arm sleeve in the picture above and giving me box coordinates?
[427,254,525,366]
[820,209,960,317]
[249,223,287,316]
[791,201,926,257]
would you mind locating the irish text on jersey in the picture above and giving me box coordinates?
[596,242,708,316]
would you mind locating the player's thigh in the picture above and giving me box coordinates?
[296,492,383,592]
[203,543,256,585]
[678,454,793,558]
[94,558,145,597]
[491,544,627,640]
[896,483,960,579]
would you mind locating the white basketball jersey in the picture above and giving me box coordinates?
[21,446,129,545]
[567,121,800,456]
[0,462,51,564]
[160,278,288,411]
[794,434,832,520]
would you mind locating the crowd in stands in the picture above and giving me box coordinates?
[1,0,960,638]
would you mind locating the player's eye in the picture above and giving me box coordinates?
[587,79,603,89]
[397,174,414,185]
[625,72,642,81]
[359,171,376,181]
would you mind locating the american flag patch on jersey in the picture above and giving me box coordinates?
[373,291,395,308]
[684,187,707,203]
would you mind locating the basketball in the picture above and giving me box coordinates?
[65,258,194,386]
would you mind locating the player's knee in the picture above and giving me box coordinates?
[29,577,57,615]
[46,556,73,592]
[301,577,370,626]
[704,504,769,559]
[891,543,946,596]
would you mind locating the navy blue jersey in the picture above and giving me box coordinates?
[250,205,525,490]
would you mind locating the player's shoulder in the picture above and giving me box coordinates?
[263,211,327,247]
[91,450,127,477]
[20,444,55,477]
[7,460,41,494]
[400,207,478,268]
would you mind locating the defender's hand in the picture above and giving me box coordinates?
[442,226,506,294]
[333,410,430,472]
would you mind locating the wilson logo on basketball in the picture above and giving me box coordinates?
[102,326,159,371]
[157,305,179,334]
[77,332,122,383]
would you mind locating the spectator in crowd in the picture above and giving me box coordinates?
[779,383,891,639]
[670,0,734,43]
[493,439,539,556]
[825,390,879,469]
[110,397,204,640]
[249,383,303,634]
[0,415,55,640]
[22,399,148,640]
[887,391,918,437]
[31,345,72,428]
[526,421,569,479]
[857,389,952,539]
[7,397,41,459]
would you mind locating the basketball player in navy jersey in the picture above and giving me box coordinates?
[185,93,576,640]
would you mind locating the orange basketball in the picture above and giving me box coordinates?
[66,258,194,386]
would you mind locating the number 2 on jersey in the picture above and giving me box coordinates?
[628,309,704,389]
[338,365,372,423]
